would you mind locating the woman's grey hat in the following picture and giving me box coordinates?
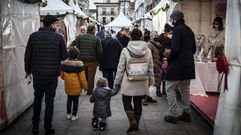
[170,10,184,20]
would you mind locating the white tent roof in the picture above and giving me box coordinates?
[145,0,169,17]
[105,9,132,28]
[134,0,144,12]
[89,0,96,10]
[40,0,74,15]
[69,0,88,18]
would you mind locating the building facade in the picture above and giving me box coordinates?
[94,0,119,25]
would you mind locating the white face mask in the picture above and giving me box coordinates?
[167,34,172,39]
[214,24,219,29]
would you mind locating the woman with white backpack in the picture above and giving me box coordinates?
[114,28,155,133]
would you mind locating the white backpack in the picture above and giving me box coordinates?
[126,49,149,81]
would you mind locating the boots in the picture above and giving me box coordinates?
[177,112,191,122]
[146,96,157,103]
[156,85,163,97]
[99,122,106,131]
[92,118,99,128]
[134,115,141,131]
[162,81,166,95]
[142,96,148,106]
[126,111,138,133]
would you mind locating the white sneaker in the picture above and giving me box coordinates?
[71,115,79,121]
[66,114,72,120]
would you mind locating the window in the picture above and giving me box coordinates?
[107,0,110,2]
[102,8,106,15]
[111,8,114,15]
[102,17,106,24]
[111,17,114,21]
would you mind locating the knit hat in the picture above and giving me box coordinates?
[170,10,184,20]
[43,15,58,26]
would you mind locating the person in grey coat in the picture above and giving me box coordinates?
[90,77,120,131]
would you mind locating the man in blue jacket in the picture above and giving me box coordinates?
[164,11,196,124]
[24,15,68,134]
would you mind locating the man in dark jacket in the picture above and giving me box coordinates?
[24,15,68,134]
[96,26,105,40]
[70,25,102,95]
[164,11,196,124]
[99,31,123,89]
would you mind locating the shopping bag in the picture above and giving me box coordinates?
[148,85,157,100]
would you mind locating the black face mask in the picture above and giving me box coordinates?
[153,37,159,42]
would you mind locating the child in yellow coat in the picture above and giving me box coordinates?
[60,47,88,121]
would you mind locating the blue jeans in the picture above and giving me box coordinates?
[102,68,117,89]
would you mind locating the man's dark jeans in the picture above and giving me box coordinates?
[102,68,117,89]
[32,77,58,130]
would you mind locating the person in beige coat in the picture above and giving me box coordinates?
[114,28,155,133]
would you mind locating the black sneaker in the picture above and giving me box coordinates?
[146,96,157,103]
[92,118,99,128]
[32,127,39,134]
[99,122,106,131]
[177,112,191,122]
[156,90,163,97]
[164,115,178,124]
[45,128,55,135]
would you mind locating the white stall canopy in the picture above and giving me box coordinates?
[89,0,97,10]
[69,0,88,18]
[214,0,241,135]
[145,0,177,34]
[0,0,40,129]
[64,14,77,46]
[40,0,74,15]
[105,9,132,28]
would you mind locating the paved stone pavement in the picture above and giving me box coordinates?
[1,70,213,135]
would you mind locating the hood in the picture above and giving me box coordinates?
[95,87,111,98]
[127,41,148,57]
[61,60,84,73]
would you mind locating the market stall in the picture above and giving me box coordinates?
[105,9,133,31]
[40,0,75,45]
[170,0,227,126]
[214,0,241,134]
[0,0,40,130]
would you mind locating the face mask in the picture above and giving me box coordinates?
[153,37,159,42]
[214,24,219,29]
[167,34,172,39]
[168,21,174,28]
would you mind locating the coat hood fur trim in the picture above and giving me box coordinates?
[61,60,84,73]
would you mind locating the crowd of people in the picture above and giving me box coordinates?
[24,10,224,135]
